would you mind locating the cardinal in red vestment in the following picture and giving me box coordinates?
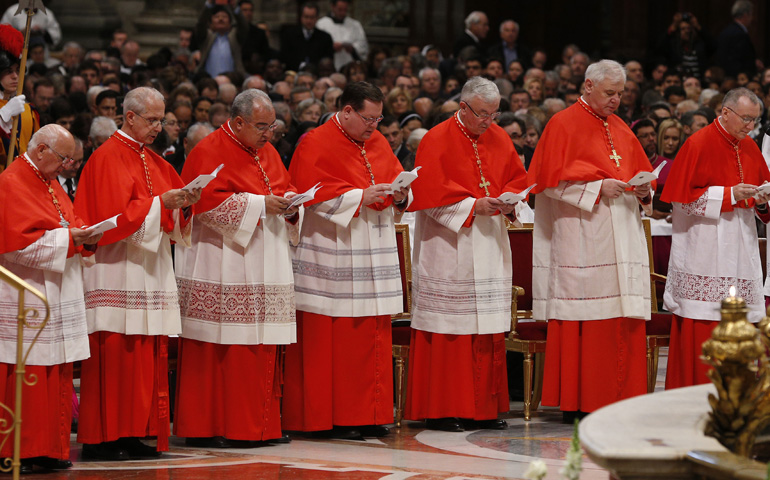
[528,60,652,418]
[74,87,201,460]
[661,87,770,389]
[0,125,99,472]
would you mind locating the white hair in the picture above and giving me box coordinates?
[89,116,118,143]
[723,87,762,110]
[699,88,719,106]
[406,128,428,150]
[418,67,440,82]
[464,11,486,29]
[28,124,73,151]
[584,59,626,84]
[499,19,519,33]
[123,87,164,115]
[231,88,273,119]
[186,122,215,142]
[86,86,107,111]
[460,76,500,104]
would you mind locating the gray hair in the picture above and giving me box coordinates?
[722,87,762,110]
[460,76,500,104]
[28,124,73,151]
[123,87,164,116]
[418,67,440,82]
[494,78,514,100]
[242,75,267,91]
[187,122,215,141]
[295,97,325,120]
[89,116,118,143]
[515,112,543,134]
[464,11,486,29]
[62,41,83,54]
[543,97,566,111]
[699,88,719,106]
[732,0,753,18]
[406,128,428,150]
[86,86,107,111]
[585,59,626,84]
[231,88,273,120]
[499,19,519,33]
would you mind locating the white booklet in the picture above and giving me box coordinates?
[287,182,322,209]
[627,161,666,186]
[497,183,537,205]
[386,166,421,194]
[183,163,224,192]
[84,214,120,235]
[755,183,770,196]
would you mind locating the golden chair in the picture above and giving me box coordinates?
[504,223,547,421]
[642,218,671,393]
[391,223,412,427]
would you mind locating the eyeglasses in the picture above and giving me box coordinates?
[45,144,74,165]
[135,113,167,128]
[725,106,760,125]
[465,102,501,120]
[244,119,279,133]
[355,110,384,125]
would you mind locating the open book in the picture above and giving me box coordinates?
[84,214,120,235]
[755,183,770,197]
[183,163,224,192]
[287,182,322,209]
[627,161,666,186]
[386,166,421,194]
[497,183,537,205]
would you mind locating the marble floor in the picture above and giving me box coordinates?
[14,350,669,480]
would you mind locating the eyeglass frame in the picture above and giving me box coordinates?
[354,110,384,125]
[724,106,760,125]
[242,118,279,133]
[463,101,501,121]
[134,112,168,128]
[44,143,74,165]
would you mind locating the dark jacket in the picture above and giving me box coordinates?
[280,25,334,72]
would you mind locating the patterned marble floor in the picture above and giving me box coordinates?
[14,350,669,480]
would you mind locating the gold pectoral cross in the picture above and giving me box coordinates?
[609,149,622,167]
[479,178,491,196]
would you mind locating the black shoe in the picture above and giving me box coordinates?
[359,425,390,437]
[315,427,364,440]
[562,411,588,424]
[19,460,34,474]
[185,436,232,448]
[117,437,162,458]
[425,417,464,432]
[268,433,292,444]
[81,442,130,461]
[30,457,73,470]
[462,418,507,430]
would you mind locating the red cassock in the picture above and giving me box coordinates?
[405,116,528,421]
[283,118,404,431]
[661,121,770,389]
[173,124,293,441]
[527,102,651,413]
[0,157,90,460]
[74,133,188,450]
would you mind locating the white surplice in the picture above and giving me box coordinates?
[533,180,651,322]
[410,198,512,335]
[82,198,190,335]
[0,228,90,365]
[666,187,765,322]
[292,189,409,317]
[175,193,297,345]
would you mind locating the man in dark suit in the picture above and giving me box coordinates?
[487,20,531,72]
[452,11,489,57]
[280,2,334,72]
[716,0,760,78]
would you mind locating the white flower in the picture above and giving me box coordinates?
[523,459,548,480]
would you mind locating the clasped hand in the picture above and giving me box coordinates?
[70,228,102,247]
[475,197,514,216]
[265,194,299,216]
[742,182,770,205]
[362,184,409,206]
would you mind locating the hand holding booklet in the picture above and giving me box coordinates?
[83,214,120,235]
[386,166,421,194]
[183,163,224,192]
[627,161,666,186]
[497,183,537,205]
[755,182,770,197]
[287,182,322,209]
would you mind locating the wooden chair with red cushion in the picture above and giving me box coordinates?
[642,218,671,393]
[391,223,412,427]
[504,222,547,421]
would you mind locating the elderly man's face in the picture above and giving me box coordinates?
[570,55,588,77]
[62,48,81,68]
[510,92,530,112]
[37,136,76,180]
[500,21,518,44]
[421,71,440,94]
[33,85,54,112]
[121,42,140,67]
[625,61,644,84]
[459,97,499,136]
[690,114,708,133]
[584,76,624,117]
[622,80,639,107]
[341,100,382,142]
[129,97,165,144]
[470,13,489,39]
[721,96,761,140]
[210,11,232,34]
[60,143,84,179]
